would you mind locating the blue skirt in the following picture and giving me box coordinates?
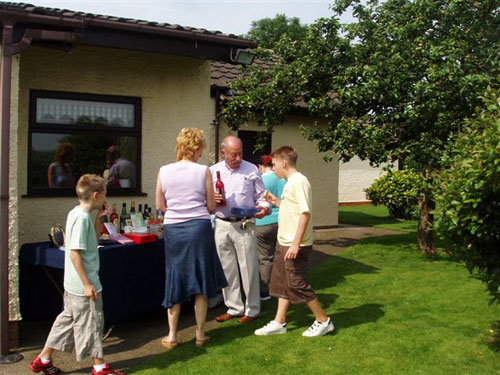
[162,219,227,308]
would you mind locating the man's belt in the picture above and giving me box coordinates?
[217,216,251,222]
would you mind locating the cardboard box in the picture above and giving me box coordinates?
[123,233,157,244]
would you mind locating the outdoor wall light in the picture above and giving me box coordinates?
[232,48,256,65]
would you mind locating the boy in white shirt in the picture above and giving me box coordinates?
[254,146,334,337]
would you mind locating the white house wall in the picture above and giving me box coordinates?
[339,157,394,203]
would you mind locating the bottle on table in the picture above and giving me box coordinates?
[109,203,119,232]
[120,202,129,233]
[138,204,143,218]
[143,204,149,220]
[100,206,109,234]
[215,171,226,207]
[130,200,136,216]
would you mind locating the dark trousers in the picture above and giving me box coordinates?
[256,223,278,296]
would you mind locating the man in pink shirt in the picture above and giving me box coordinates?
[210,136,270,323]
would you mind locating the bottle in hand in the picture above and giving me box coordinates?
[215,171,226,207]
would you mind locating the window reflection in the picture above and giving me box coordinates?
[47,142,75,188]
[105,145,136,188]
[29,91,141,196]
[31,133,138,190]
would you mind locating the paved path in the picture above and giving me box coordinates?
[3,225,401,375]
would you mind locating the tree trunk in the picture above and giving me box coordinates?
[417,190,436,254]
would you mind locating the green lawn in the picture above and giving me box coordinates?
[132,205,500,374]
[339,204,418,232]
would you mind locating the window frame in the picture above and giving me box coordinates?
[27,89,143,197]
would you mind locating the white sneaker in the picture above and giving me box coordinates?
[302,318,334,337]
[254,320,288,336]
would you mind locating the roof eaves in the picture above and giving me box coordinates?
[0,2,257,48]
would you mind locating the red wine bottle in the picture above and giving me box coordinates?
[109,203,119,231]
[215,171,226,207]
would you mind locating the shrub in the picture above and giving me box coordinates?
[435,80,500,301]
[365,169,424,220]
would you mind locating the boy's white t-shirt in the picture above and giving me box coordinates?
[64,205,102,296]
[277,172,313,247]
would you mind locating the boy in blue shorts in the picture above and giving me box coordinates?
[254,146,334,337]
[29,174,125,375]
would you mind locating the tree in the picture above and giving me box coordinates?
[224,0,500,253]
[435,80,500,300]
[245,14,308,49]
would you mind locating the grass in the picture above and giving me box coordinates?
[339,204,418,233]
[131,205,500,375]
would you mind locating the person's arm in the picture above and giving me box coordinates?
[70,249,97,300]
[263,190,280,207]
[155,171,167,212]
[47,163,55,188]
[284,212,310,260]
[95,204,108,240]
[253,172,271,218]
[205,168,216,212]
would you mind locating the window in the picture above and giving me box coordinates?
[237,130,272,166]
[28,90,142,196]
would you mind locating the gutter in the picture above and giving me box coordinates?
[213,87,221,163]
[0,22,13,359]
[211,86,231,163]
[11,28,83,54]
[0,8,257,49]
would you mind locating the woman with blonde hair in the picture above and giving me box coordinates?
[156,127,227,349]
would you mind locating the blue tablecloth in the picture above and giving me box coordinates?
[19,240,165,325]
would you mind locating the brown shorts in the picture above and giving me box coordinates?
[269,243,316,304]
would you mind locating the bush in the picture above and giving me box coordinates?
[365,169,424,220]
[435,80,500,301]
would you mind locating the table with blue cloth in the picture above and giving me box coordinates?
[19,240,165,326]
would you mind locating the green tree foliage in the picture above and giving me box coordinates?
[245,14,308,49]
[365,169,424,220]
[224,0,500,253]
[435,80,500,301]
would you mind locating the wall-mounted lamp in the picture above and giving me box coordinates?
[231,48,256,65]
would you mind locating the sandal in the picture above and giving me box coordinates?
[161,337,178,350]
[195,336,211,348]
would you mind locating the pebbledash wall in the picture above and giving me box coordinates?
[218,115,339,228]
[9,45,216,320]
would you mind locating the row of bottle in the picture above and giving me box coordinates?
[101,170,228,235]
[102,201,164,234]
